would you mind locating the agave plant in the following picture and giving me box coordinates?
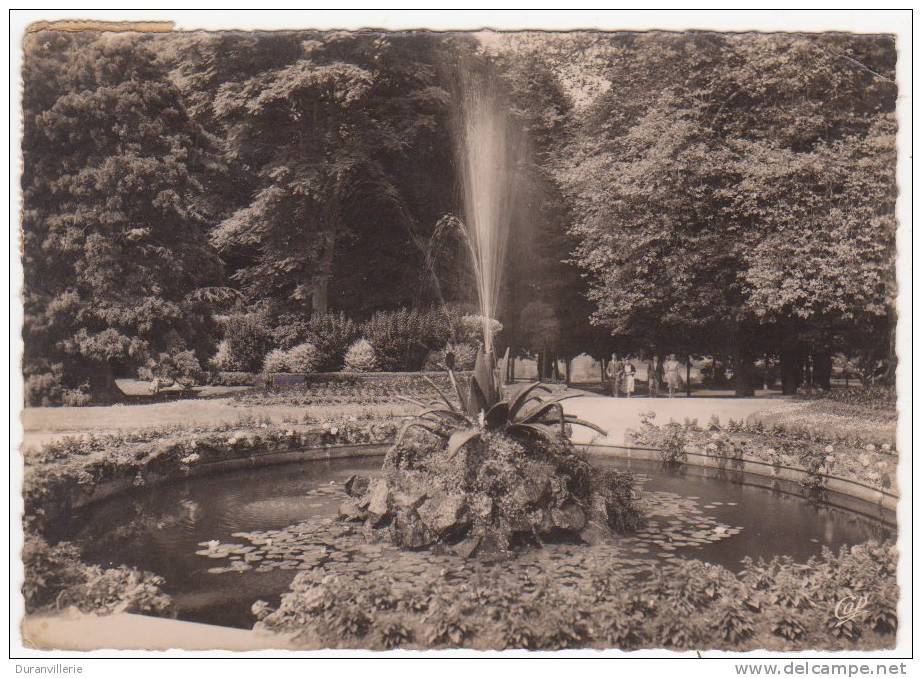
[395,347,607,455]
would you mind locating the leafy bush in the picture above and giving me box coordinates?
[344,339,378,372]
[25,368,65,406]
[144,349,205,386]
[209,339,237,371]
[221,313,272,373]
[255,535,897,650]
[304,313,361,371]
[286,342,320,373]
[271,314,310,351]
[61,386,92,407]
[458,314,503,344]
[22,534,171,615]
[263,349,291,374]
[363,308,449,371]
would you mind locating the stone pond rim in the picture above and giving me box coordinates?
[57,440,896,529]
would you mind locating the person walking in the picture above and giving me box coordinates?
[623,357,636,398]
[664,354,682,398]
[607,354,624,397]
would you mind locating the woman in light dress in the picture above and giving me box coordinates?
[664,354,682,397]
[623,358,636,397]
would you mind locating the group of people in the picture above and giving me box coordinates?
[605,354,683,398]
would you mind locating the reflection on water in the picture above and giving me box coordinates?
[70,454,892,629]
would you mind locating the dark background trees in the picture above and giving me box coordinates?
[20,29,898,401]
[552,32,898,394]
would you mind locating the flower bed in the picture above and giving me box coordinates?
[750,396,897,448]
[234,372,465,408]
[630,413,898,494]
[254,534,896,650]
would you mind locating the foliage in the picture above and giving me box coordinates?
[343,339,379,372]
[257,538,897,650]
[221,313,272,373]
[555,32,897,386]
[207,370,257,386]
[25,366,66,406]
[797,386,897,411]
[285,342,321,373]
[362,308,450,371]
[61,386,93,407]
[22,533,171,615]
[235,372,460,407]
[204,32,461,315]
[636,412,689,465]
[631,414,897,492]
[272,312,360,371]
[144,349,206,386]
[21,32,222,397]
[262,349,290,374]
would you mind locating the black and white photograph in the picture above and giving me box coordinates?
[9,9,912,662]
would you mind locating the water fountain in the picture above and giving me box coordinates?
[455,69,524,356]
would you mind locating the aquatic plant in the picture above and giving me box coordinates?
[393,348,605,456]
[255,539,897,650]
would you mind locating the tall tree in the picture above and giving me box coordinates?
[557,32,897,393]
[21,32,223,399]
[207,32,458,317]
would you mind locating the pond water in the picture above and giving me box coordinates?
[71,454,892,630]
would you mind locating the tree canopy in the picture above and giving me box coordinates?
[20,29,899,399]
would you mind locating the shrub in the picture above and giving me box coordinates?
[222,313,272,373]
[25,368,65,406]
[271,314,310,351]
[363,308,449,371]
[145,350,205,386]
[286,342,320,373]
[303,313,361,371]
[209,339,238,371]
[22,534,170,616]
[263,349,291,374]
[458,314,503,344]
[61,386,92,407]
[343,339,378,372]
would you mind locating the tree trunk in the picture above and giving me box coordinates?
[813,349,832,390]
[780,338,803,395]
[734,328,755,397]
[564,357,572,386]
[552,354,562,381]
[311,230,337,314]
[686,355,692,397]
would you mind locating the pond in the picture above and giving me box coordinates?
[71,454,892,630]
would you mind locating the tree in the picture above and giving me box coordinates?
[207,32,459,316]
[556,32,897,394]
[21,32,223,399]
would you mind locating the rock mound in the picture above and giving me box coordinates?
[339,427,642,556]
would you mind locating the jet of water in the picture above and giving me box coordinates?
[456,71,522,354]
